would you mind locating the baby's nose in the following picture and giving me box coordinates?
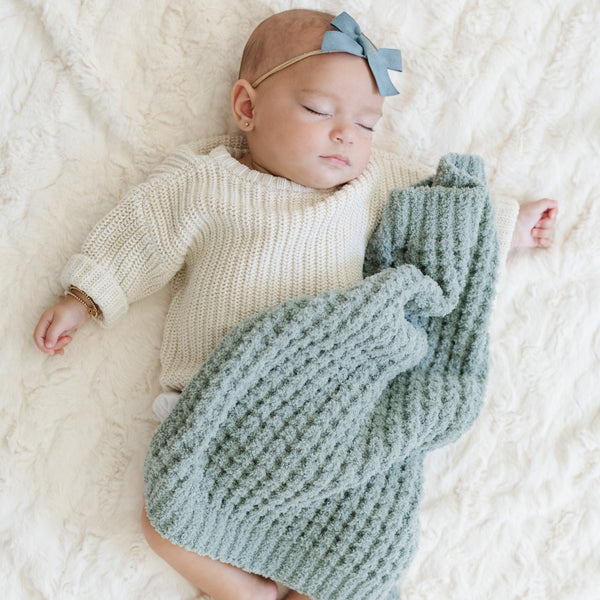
[330,121,354,144]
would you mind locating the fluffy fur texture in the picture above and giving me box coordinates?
[1,1,598,599]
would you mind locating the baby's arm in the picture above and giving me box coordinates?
[33,292,92,355]
[33,148,203,357]
[511,198,558,249]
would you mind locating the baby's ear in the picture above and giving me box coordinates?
[231,79,256,131]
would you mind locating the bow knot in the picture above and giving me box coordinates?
[321,12,403,96]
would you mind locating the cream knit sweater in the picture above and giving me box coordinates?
[61,135,517,391]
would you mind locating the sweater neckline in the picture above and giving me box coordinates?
[209,144,371,197]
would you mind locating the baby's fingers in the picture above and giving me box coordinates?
[33,311,56,353]
[533,206,558,248]
[53,335,73,354]
[532,221,555,247]
[43,318,75,351]
[34,310,71,354]
[532,234,552,248]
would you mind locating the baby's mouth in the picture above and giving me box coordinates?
[320,154,350,167]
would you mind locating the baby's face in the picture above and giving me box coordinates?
[246,53,384,189]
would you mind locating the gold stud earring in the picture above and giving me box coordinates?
[244,121,250,127]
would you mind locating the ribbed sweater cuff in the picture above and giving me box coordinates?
[60,254,128,328]
[492,194,519,268]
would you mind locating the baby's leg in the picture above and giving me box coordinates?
[141,508,278,600]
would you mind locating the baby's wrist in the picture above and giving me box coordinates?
[61,295,91,322]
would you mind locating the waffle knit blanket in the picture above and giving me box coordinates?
[143,153,499,600]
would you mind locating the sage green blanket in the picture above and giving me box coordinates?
[144,153,499,600]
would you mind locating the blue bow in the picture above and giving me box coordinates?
[321,12,403,96]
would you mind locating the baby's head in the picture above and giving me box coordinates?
[231,10,401,189]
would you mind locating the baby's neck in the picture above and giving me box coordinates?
[238,152,264,173]
[237,152,253,169]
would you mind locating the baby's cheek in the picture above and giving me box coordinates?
[353,146,372,176]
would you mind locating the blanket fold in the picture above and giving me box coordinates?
[144,154,499,600]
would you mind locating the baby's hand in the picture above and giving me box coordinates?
[33,296,91,355]
[511,198,558,249]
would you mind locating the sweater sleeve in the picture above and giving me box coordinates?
[492,193,519,265]
[60,152,203,327]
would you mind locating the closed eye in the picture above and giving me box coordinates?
[304,106,329,117]
[304,105,376,132]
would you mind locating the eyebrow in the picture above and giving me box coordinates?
[299,88,383,117]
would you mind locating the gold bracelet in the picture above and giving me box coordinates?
[65,286,99,319]
[69,285,95,306]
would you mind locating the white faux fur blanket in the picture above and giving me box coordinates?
[1,1,598,599]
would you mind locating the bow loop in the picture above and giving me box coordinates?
[321,12,402,96]
[321,30,364,57]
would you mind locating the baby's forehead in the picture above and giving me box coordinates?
[273,54,384,113]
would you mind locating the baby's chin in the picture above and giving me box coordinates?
[304,158,370,189]
[291,168,362,190]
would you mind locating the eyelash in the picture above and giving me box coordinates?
[304,106,328,117]
[303,106,375,132]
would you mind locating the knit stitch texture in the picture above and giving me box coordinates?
[144,154,499,600]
